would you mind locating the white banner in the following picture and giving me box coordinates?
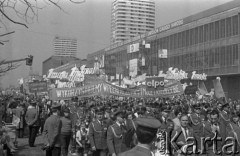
[129,59,138,78]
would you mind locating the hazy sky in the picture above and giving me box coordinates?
[0,0,233,89]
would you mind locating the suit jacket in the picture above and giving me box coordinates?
[88,120,107,150]
[202,120,227,150]
[107,122,125,154]
[219,111,230,126]
[189,113,204,148]
[119,145,152,156]
[25,107,39,127]
[158,115,169,131]
[171,126,195,153]
[43,114,62,147]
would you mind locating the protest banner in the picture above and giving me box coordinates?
[50,80,183,100]
[28,81,47,93]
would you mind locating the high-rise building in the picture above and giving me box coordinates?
[54,36,78,57]
[111,0,155,44]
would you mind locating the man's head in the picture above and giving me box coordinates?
[114,111,124,124]
[51,102,61,115]
[180,114,189,128]
[222,103,230,112]
[135,116,161,145]
[193,104,201,114]
[210,109,219,125]
[162,106,171,118]
[96,109,103,121]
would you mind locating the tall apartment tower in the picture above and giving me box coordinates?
[54,36,78,57]
[111,0,155,44]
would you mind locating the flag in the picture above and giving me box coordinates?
[198,81,208,95]
[212,79,226,101]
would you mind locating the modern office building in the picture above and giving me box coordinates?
[88,0,240,99]
[53,36,78,57]
[111,0,155,44]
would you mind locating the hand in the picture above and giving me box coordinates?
[112,153,117,156]
[92,146,96,151]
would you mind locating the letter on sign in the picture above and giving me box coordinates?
[146,77,165,91]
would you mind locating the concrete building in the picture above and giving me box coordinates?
[88,0,240,99]
[54,36,78,57]
[111,0,155,44]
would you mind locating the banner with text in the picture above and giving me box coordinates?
[50,80,183,100]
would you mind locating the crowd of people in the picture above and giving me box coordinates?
[0,93,240,156]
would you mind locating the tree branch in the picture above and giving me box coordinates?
[0,31,15,37]
[0,8,28,28]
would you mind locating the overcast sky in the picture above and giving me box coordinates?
[0,0,233,89]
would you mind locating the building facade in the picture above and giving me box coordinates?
[88,0,240,99]
[53,36,78,57]
[111,0,155,44]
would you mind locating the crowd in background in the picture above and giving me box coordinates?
[0,94,240,156]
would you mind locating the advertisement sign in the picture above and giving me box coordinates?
[129,59,138,78]
[158,49,168,58]
[184,85,198,95]
[128,43,139,53]
[146,77,165,91]
[29,81,47,93]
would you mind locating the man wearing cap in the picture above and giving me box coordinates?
[60,107,72,156]
[25,100,40,147]
[219,103,230,126]
[158,106,171,131]
[89,109,108,156]
[107,110,127,156]
[119,116,161,156]
[43,102,62,156]
[188,104,204,151]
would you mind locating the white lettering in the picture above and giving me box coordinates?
[191,71,207,80]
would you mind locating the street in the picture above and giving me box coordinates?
[15,136,45,156]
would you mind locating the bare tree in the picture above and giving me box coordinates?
[0,0,86,74]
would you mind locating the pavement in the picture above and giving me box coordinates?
[15,135,45,156]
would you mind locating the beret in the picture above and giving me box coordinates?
[135,116,161,129]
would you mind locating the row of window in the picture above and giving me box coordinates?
[152,14,239,50]
[156,44,239,71]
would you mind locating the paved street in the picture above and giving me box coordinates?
[15,136,45,156]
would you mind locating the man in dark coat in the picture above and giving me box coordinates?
[203,109,228,156]
[43,102,62,156]
[119,116,161,156]
[89,108,108,156]
[25,100,40,147]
